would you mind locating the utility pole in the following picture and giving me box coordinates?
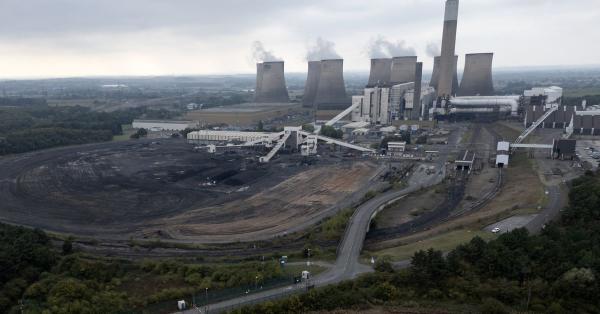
[205,287,209,314]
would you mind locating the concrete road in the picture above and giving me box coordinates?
[525,184,566,233]
[484,215,538,234]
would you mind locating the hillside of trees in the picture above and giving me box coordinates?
[0,105,179,155]
[236,170,600,313]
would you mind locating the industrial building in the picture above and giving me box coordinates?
[187,126,373,163]
[313,59,349,110]
[455,149,475,172]
[387,142,407,157]
[524,87,600,135]
[254,61,289,103]
[132,120,198,132]
[444,95,521,120]
[495,141,510,168]
[458,53,495,96]
[437,0,459,97]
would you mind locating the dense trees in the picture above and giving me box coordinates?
[0,225,56,313]
[0,223,299,313]
[0,105,180,155]
[236,171,600,313]
[320,125,343,139]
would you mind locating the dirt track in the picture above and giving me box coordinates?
[0,139,377,243]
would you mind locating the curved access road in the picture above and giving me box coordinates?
[180,160,447,313]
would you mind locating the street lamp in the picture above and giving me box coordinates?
[205,287,208,314]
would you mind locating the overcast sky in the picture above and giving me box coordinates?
[0,0,598,78]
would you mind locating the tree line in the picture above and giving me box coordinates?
[0,105,181,155]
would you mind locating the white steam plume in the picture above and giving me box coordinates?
[306,37,341,61]
[251,41,281,62]
[426,42,441,57]
[368,36,416,58]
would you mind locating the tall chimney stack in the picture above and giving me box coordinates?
[437,0,459,98]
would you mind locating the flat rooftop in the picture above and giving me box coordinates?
[201,103,298,113]
[133,119,194,124]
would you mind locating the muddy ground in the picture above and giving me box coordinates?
[0,139,378,243]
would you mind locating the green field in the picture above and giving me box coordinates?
[112,124,135,141]
[368,229,497,262]
[563,87,600,97]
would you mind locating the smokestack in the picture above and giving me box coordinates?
[314,59,349,110]
[303,61,321,108]
[437,0,459,97]
[391,56,418,85]
[254,61,289,103]
[367,58,392,87]
[458,53,495,96]
[412,62,423,120]
[429,55,459,94]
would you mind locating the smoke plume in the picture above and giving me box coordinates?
[251,41,281,62]
[368,36,416,58]
[426,42,441,57]
[306,37,341,61]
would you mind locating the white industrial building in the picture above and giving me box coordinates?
[387,141,407,156]
[524,86,563,105]
[132,120,198,132]
[495,141,510,168]
[350,83,434,125]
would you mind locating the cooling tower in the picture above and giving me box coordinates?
[314,59,349,110]
[254,61,289,103]
[390,56,418,84]
[430,56,459,94]
[302,61,321,108]
[255,63,263,98]
[437,0,459,97]
[367,58,392,87]
[411,62,423,120]
[457,53,495,96]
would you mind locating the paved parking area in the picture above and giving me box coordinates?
[484,214,538,234]
[576,140,600,170]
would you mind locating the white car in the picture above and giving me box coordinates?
[491,227,501,233]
